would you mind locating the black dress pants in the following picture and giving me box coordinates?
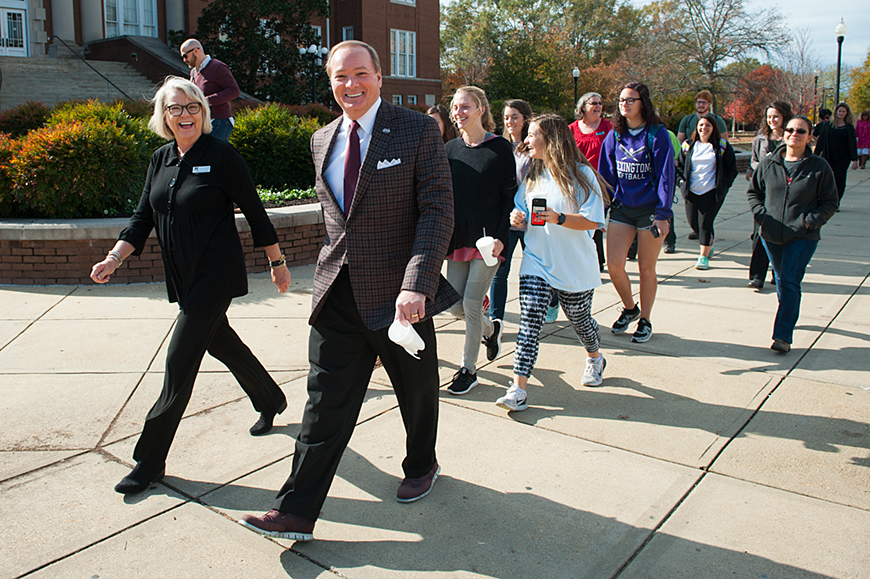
[829,157,850,202]
[133,297,286,469]
[274,268,440,521]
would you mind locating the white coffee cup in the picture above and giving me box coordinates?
[476,235,498,267]
[388,319,426,359]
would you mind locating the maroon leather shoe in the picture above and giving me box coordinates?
[238,510,315,541]
[396,461,440,503]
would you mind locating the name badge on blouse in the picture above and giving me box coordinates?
[192,166,211,174]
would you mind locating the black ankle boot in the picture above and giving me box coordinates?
[114,463,165,494]
[250,399,288,436]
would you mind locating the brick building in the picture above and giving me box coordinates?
[17,0,441,105]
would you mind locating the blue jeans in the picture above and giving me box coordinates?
[211,118,233,141]
[762,238,817,343]
[489,230,524,321]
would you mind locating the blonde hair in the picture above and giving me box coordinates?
[524,114,610,210]
[451,86,496,133]
[148,76,212,140]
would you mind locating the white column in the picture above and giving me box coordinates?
[50,0,75,41]
[80,0,102,43]
[166,0,185,33]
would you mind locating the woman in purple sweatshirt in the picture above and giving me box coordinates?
[598,82,674,343]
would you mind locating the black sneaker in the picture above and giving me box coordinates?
[664,244,676,254]
[482,319,503,361]
[611,305,640,334]
[447,368,478,395]
[688,231,699,240]
[631,318,653,343]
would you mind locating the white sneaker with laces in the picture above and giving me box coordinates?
[581,355,606,387]
[495,381,528,411]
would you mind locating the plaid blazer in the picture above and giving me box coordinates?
[309,101,459,330]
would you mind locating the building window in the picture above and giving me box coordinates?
[393,95,402,106]
[105,0,157,38]
[407,95,417,105]
[311,25,321,43]
[425,94,436,106]
[390,29,415,78]
[391,0,416,5]
[343,27,353,41]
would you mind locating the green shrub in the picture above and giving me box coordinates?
[282,103,340,126]
[258,186,317,204]
[114,98,155,119]
[0,101,52,138]
[0,133,22,217]
[10,121,148,218]
[47,99,165,153]
[231,104,322,189]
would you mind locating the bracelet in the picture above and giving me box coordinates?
[270,254,286,269]
[107,250,123,265]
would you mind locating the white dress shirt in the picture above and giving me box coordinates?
[324,97,382,212]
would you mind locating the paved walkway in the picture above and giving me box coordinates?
[1,172,868,579]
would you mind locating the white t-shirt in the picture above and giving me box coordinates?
[516,165,605,293]
[689,142,716,194]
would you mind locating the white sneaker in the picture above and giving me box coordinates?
[581,355,606,387]
[495,381,528,411]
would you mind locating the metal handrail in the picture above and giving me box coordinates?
[51,35,132,100]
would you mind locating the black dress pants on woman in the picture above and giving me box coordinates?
[133,297,286,469]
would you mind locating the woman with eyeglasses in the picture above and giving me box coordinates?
[814,102,858,203]
[90,77,291,494]
[747,116,838,353]
[443,86,517,395]
[569,92,612,271]
[598,82,674,343]
[745,101,793,289]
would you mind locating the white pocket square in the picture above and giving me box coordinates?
[377,158,401,170]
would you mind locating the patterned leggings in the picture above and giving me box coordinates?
[513,275,600,378]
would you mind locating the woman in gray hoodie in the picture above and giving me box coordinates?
[746,116,838,353]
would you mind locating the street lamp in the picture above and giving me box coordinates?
[834,19,847,107]
[813,68,820,123]
[299,44,329,103]
[572,67,580,108]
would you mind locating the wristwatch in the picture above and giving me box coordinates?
[557,213,566,225]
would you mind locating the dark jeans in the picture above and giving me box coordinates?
[762,238,818,343]
[211,118,234,141]
[489,229,525,321]
[133,298,285,469]
[274,268,440,521]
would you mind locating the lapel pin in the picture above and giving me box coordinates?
[383,128,391,133]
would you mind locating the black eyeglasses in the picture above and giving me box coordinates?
[165,103,202,116]
[618,98,638,105]
[181,48,196,59]
[784,127,808,135]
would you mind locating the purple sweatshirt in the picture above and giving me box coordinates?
[598,125,674,221]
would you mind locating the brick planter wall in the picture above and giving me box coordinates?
[0,205,324,286]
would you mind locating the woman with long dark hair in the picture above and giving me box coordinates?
[747,116,838,353]
[677,113,738,270]
[427,104,459,144]
[598,82,674,343]
[746,101,792,289]
[495,114,609,411]
[814,102,858,202]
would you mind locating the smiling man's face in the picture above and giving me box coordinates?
[328,46,382,120]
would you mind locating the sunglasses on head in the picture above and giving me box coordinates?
[784,127,808,135]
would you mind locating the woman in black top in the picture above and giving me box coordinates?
[814,101,858,202]
[90,77,291,494]
[443,86,517,396]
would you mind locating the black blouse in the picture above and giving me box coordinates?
[119,133,278,308]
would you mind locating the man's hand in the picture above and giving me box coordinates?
[395,290,426,325]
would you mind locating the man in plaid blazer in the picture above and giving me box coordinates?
[240,41,458,541]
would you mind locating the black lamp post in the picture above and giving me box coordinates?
[834,19,847,107]
[572,67,580,108]
[299,44,329,103]
[813,69,820,123]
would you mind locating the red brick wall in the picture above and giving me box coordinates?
[0,223,324,286]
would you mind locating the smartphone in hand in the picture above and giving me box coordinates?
[650,224,660,238]
[531,198,547,226]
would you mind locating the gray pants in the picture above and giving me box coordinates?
[446,258,499,373]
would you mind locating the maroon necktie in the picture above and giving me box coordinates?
[343,121,361,214]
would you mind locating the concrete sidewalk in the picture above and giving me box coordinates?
[1,172,868,579]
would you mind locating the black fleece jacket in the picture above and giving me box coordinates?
[746,145,838,245]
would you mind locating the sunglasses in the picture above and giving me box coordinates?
[784,127,808,135]
[182,48,196,59]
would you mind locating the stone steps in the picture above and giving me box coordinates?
[0,56,159,110]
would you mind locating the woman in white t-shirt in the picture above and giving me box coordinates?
[676,114,738,270]
[495,114,610,412]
